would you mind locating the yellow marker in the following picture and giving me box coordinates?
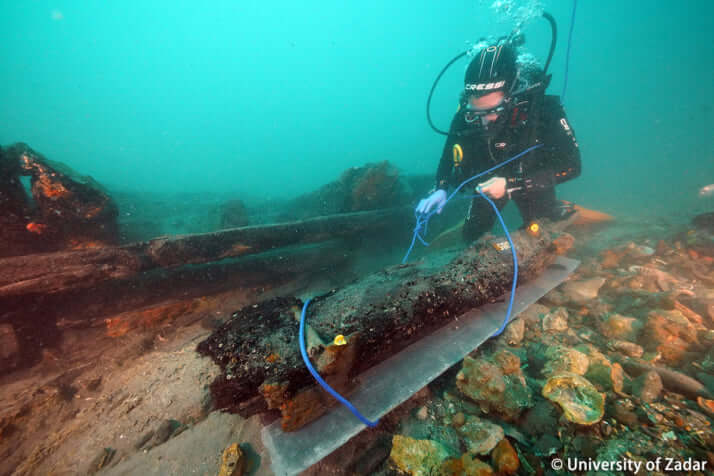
[528,222,540,236]
[333,334,346,346]
[452,144,463,166]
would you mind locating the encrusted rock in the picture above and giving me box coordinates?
[598,313,643,341]
[491,438,519,475]
[561,277,606,304]
[611,398,638,427]
[456,351,532,421]
[631,371,662,403]
[440,454,495,475]
[542,307,569,333]
[697,397,714,417]
[389,435,452,475]
[642,309,699,365]
[456,415,505,455]
[610,340,644,358]
[491,349,522,375]
[501,318,525,346]
[218,443,245,476]
[522,400,559,437]
[543,345,589,378]
[451,412,466,427]
[542,372,605,425]
[586,361,625,394]
[520,303,553,327]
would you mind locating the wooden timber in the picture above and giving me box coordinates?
[197,217,577,431]
[0,207,412,299]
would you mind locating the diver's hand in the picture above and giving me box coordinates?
[477,177,507,200]
[416,189,447,214]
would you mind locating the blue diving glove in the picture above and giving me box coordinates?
[416,189,447,215]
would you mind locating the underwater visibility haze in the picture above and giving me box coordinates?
[1,1,714,475]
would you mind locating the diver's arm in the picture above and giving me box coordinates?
[434,114,464,191]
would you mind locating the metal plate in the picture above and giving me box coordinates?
[263,256,579,475]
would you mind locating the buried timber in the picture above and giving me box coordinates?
[197,217,576,431]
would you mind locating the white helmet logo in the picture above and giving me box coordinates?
[465,80,506,91]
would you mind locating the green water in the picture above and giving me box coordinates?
[1,0,712,219]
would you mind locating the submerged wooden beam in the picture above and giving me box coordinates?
[197,217,577,431]
[0,207,412,299]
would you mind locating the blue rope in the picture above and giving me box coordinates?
[299,298,379,427]
[561,0,577,103]
[476,191,518,336]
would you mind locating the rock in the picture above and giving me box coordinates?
[642,309,699,365]
[532,433,562,457]
[570,434,602,459]
[347,435,392,475]
[698,329,714,348]
[140,419,187,450]
[697,372,714,395]
[540,289,568,307]
[561,277,606,304]
[631,371,662,403]
[610,398,638,427]
[519,303,550,340]
[87,447,116,475]
[451,412,466,427]
[697,397,714,418]
[542,373,605,425]
[416,406,428,421]
[619,358,711,400]
[542,345,589,378]
[389,435,452,475]
[693,211,714,233]
[611,362,625,394]
[218,443,245,476]
[491,349,521,375]
[456,352,532,421]
[551,232,575,255]
[574,344,624,393]
[491,438,519,475]
[440,454,495,475]
[674,300,705,326]
[542,307,569,333]
[522,400,559,437]
[598,313,643,341]
[624,241,655,258]
[457,358,504,406]
[501,318,525,346]
[456,415,505,455]
[610,340,644,358]
[586,361,625,394]
[600,249,622,269]
[220,200,250,229]
[519,303,551,327]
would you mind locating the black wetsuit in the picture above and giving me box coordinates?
[435,94,581,242]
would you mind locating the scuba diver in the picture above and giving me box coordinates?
[416,40,582,243]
